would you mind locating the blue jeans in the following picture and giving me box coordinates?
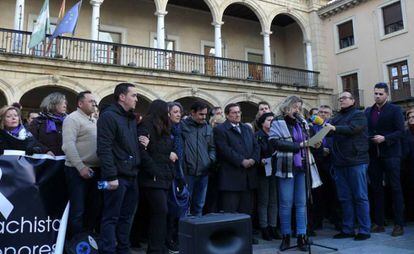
[186,175,208,216]
[278,172,307,235]
[100,178,138,254]
[333,164,371,234]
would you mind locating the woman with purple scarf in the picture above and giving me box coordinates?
[269,96,320,252]
[0,106,49,155]
[28,92,67,156]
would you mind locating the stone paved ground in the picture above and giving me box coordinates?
[131,223,414,254]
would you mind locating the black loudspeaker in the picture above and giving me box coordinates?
[179,213,252,254]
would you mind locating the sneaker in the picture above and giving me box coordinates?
[371,224,385,233]
[391,225,404,237]
[166,240,179,254]
[354,233,370,241]
[333,231,355,239]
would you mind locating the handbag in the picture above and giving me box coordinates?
[167,164,190,218]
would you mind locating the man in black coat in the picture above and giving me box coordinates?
[365,82,405,236]
[97,83,150,254]
[214,103,260,218]
[326,91,371,241]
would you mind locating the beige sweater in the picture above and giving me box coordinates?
[62,108,100,171]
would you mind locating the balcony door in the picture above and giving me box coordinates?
[388,60,410,101]
[153,38,176,70]
[204,46,215,76]
[247,52,263,81]
[97,30,121,64]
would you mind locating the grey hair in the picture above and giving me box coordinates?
[278,96,303,115]
[167,101,183,113]
[40,92,66,113]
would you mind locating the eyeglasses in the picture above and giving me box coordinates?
[318,111,331,114]
[338,96,352,101]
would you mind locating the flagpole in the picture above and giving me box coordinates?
[66,0,82,60]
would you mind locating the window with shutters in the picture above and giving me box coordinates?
[337,20,354,49]
[382,1,403,35]
[341,73,361,107]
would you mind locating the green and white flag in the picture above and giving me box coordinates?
[28,0,50,49]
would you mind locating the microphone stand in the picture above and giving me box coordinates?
[281,116,338,253]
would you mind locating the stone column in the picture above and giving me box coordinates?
[155,11,168,49]
[305,40,314,71]
[213,21,223,76]
[90,0,104,41]
[305,40,315,86]
[14,0,25,31]
[262,31,272,81]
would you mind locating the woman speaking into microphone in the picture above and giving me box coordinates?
[269,96,321,252]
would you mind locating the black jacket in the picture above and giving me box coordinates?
[137,119,175,189]
[214,120,260,191]
[28,114,64,155]
[0,128,47,155]
[255,129,275,177]
[330,106,369,167]
[97,103,142,181]
[181,117,216,176]
[365,102,404,158]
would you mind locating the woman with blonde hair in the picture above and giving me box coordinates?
[28,92,67,155]
[269,96,320,252]
[0,105,48,155]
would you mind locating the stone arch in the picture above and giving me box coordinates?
[94,82,161,104]
[224,92,267,106]
[15,75,88,101]
[0,78,16,105]
[268,8,310,41]
[164,88,221,107]
[218,0,269,32]
[19,86,79,114]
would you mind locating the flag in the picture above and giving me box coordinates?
[58,0,66,20]
[51,0,82,40]
[28,0,50,49]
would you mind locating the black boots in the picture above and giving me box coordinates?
[261,227,272,241]
[270,227,282,240]
[297,234,309,252]
[279,234,290,251]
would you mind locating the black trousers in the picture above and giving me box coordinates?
[142,187,169,254]
[220,190,253,215]
[64,166,102,238]
[369,157,404,227]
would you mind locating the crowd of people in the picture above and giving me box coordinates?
[0,81,413,253]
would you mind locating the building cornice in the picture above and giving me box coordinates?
[317,0,369,19]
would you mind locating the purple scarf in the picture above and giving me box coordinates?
[8,124,24,137]
[292,123,305,168]
[45,114,66,133]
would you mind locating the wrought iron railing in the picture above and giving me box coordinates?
[0,28,319,87]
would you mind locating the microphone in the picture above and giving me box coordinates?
[310,115,325,126]
[293,112,310,129]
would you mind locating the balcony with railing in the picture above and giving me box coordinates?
[0,28,319,88]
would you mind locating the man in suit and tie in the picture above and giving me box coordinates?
[365,82,405,236]
[214,103,260,233]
